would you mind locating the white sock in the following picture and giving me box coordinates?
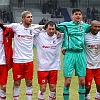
[85,93,90,100]
[13,86,20,100]
[95,91,100,99]
[26,86,33,100]
[38,91,45,100]
[0,90,6,99]
[48,91,56,100]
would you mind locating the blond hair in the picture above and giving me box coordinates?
[21,11,31,18]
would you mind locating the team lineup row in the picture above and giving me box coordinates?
[0,8,100,100]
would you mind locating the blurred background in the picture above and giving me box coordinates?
[0,0,100,24]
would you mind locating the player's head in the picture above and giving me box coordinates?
[44,21,56,37]
[71,8,82,23]
[21,11,33,27]
[90,20,100,35]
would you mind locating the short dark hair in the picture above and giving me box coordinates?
[44,21,56,30]
[72,8,82,14]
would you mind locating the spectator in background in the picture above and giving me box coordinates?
[83,15,87,23]
[70,0,77,8]
[42,1,47,14]
[49,0,53,14]
[2,10,8,23]
[53,0,58,13]
[91,7,96,20]
[39,0,41,7]
[7,11,13,23]
[18,0,23,8]
[95,9,99,21]
[39,18,47,25]
[0,9,2,20]
[86,7,91,24]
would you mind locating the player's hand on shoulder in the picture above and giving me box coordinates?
[61,48,66,55]
[55,30,61,38]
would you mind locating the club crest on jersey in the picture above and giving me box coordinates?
[30,30,32,35]
[80,26,82,31]
[53,40,56,44]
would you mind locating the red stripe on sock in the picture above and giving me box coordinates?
[13,95,19,98]
[49,95,56,99]
[26,94,32,96]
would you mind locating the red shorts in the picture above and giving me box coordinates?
[85,68,100,86]
[13,61,34,80]
[38,70,58,84]
[0,65,8,85]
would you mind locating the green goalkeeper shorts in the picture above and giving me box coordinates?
[63,51,86,77]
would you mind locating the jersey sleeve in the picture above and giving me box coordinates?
[6,23,19,32]
[56,22,68,33]
[33,28,41,36]
[85,24,90,33]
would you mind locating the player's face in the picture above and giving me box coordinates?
[71,11,82,23]
[91,23,100,35]
[46,24,56,36]
[22,13,33,26]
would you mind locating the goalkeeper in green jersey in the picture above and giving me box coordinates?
[56,8,90,100]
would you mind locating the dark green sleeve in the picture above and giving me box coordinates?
[85,24,90,33]
[56,24,68,33]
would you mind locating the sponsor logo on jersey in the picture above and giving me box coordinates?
[88,44,100,49]
[42,46,50,48]
[18,35,32,39]
[42,46,56,49]
[80,26,82,31]
[53,40,56,44]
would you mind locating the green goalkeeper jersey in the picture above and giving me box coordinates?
[56,21,90,51]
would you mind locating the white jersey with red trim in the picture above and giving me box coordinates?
[85,32,100,69]
[34,30,64,71]
[0,28,6,65]
[8,23,40,63]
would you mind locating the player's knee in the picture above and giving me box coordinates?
[79,79,85,86]
[65,82,70,88]
[26,81,32,87]
[1,85,6,92]
[14,81,20,86]
[50,85,56,92]
[65,79,71,88]
[41,86,46,92]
